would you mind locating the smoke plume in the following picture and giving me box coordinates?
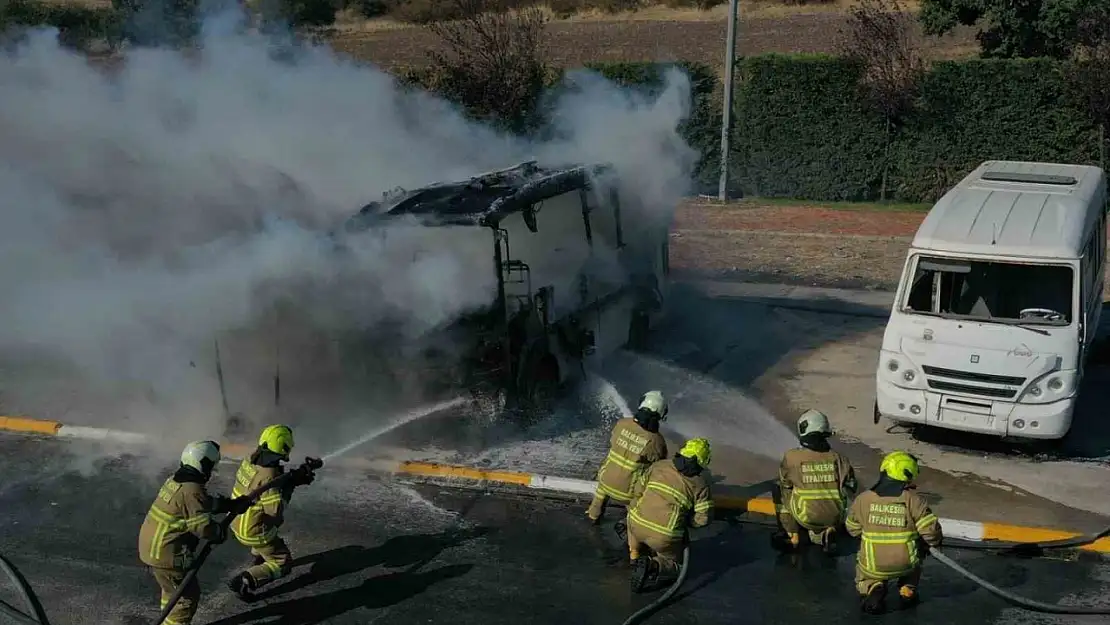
[0,14,697,467]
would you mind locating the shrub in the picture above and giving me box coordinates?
[658,0,724,10]
[728,54,1102,202]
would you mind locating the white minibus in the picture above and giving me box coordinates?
[875,160,1107,440]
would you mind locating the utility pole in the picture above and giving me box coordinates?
[717,0,739,201]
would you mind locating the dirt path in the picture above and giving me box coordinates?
[330,15,977,70]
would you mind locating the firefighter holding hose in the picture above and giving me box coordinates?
[772,409,858,555]
[585,390,669,524]
[626,437,714,593]
[846,451,943,614]
[226,424,317,601]
[138,441,249,625]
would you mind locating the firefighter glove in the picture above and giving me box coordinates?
[208,524,228,545]
[290,466,316,487]
[228,496,252,516]
[211,494,233,514]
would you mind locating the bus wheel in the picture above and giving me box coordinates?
[516,355,560,426]
[627,311,650,351]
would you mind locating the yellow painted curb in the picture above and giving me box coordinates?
[398,461,533,486]
[982,522,1110,554]
[715,494,776,516]
[0,416,61,435]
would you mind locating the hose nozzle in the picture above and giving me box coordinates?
[304,457,324,471]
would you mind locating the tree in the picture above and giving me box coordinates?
[424,0,550,134]
[840,0,926,200]
[918,0,1110,59]
[113,0,201,47]
[1068,4,1110,166]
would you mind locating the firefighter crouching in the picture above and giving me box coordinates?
[227,424,316,600]
[138,441,248,625]
[626,437,714,593]
[845,451,942,614]
[586,390,669,524]
[772,409,858,555]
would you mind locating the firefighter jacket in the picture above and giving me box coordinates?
[845,487,942,580]
[230,457,286,547]
[595,417,667,503]
[627,456,712,541]
[138,469,221,569]
[778,447,857,530]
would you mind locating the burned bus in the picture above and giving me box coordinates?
[338,160,671,420]
[215,160,670,432]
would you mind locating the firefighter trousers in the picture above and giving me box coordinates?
[151,566,199,625]
[242,537,293,588]
[626,522,683,583]
[778,509,838,546]
[587,489,631,520]
[854,563,921,596]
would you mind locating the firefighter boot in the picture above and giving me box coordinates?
[770,531,800,553]
[860,581,887,615]
[630,556,659,593]
[227,572,257,602]
[898,584,920,610]
[820,528,838,556]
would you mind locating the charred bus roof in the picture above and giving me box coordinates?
[343,160,613,232]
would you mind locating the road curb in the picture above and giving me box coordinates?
[395,460,1110,556]
[4,416,1108,556]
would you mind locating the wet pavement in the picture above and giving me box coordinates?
[2,435,1109,625]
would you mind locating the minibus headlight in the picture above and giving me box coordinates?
[1019,370,1076,403]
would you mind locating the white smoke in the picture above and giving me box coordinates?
[0,14,697,459]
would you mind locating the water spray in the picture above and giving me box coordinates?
[320,396,470,462]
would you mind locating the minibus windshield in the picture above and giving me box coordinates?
[902,256,1073,326]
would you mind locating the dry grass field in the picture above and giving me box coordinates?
[37,0,980,70]
[324,0,978,70]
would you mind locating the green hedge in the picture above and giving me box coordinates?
[731,54,887,201]
[729,54,1103,202]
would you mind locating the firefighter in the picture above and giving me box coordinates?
[138,441,247,625]
[226,424,316,600]
[585,390,669,524]
[845,451,943,614]
[626,437,713,593]
[771,409,858,555]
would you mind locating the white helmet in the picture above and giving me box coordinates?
[180,440,221,474]
[797,410,831,437]
[638,390,668,420]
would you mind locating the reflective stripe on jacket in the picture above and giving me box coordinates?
[137,477,217,569]
[230,458,285,547]
[627,458,712,541]
[778,447,857,530]
[595,418,667,503]
[845,489,942,579]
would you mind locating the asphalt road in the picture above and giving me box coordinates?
[2,435,1109,625]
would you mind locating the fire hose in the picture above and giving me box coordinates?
[0,553,47,625]
[620,545,690,625]
[929,547,1110,614]
[153,455,324,625]
[612,523,691,625]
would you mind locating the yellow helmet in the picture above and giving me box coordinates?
[258,424,294,459]
[880,451,919,482]
[678,437,711,468]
